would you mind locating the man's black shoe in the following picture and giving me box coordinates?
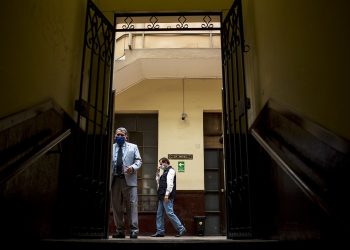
[151,233,165,237]
[175,228,186,237]
[130,231,138,239]
[112,232,125,238]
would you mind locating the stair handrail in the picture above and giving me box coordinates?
[0,128,71,186]
[250,128,331,216]
[249,98,350,230]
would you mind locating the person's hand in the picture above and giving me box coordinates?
[126,166,134,174]
[164,195,169,203]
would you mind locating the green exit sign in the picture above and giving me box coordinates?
[178,161,185,172]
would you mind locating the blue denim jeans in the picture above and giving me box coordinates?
[155,199,185,234]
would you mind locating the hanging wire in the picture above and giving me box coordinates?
[182,78,185,114]
[181,78,187,120]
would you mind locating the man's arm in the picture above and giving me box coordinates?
[126,143,142,174]
[131,144,142,170]
[165,168,175,196]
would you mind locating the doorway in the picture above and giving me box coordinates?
[204,112,226,235]
[113,13,224,236]
[74,0,251,239]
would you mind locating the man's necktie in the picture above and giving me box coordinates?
[116,145,123,175]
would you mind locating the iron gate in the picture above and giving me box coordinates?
[71,0,115,238]
[221,0,252,239]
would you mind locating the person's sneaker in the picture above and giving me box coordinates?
[175,228,186,237]
[112,232,125,238]
[151,232,165,237]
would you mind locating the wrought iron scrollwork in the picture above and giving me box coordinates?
[122,16,135,30]
[221,6,241,65]
[147,16,160,29]
[86,3,114,66]
[201,15,214,28]
[115,13,220,32]
[176,16,189,29]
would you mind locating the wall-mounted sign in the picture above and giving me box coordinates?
[178,161,185,172]
[168,154,193,160]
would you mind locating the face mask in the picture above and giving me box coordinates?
[160,163,168,170]
[116,136,125,146]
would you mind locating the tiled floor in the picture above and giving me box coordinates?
[34,237,332,250]
[108,235,228,241]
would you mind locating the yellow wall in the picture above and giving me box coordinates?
[244,0,350,139]
[95,0,233,23]
[115,78,222,190]
[2,0,348,146]
[0,0,86,118]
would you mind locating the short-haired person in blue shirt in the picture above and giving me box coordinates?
[111,127,142,239]
[151,157,186,237]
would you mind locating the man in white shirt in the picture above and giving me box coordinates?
[151,157,186,237]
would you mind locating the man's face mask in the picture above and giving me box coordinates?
[115,136,125,145]
[160,163,168,170]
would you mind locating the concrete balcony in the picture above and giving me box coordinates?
[113,48,222,93]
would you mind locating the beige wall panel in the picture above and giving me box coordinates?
[115,78,222,190]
